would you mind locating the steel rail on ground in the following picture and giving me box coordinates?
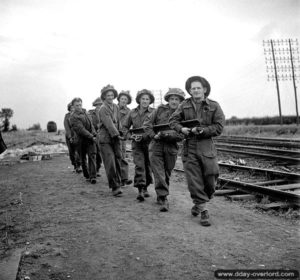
[173,167,300,206]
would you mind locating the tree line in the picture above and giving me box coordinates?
[226,115,298,125]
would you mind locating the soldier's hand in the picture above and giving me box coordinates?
[134,135,143,142]
[181,127,190,135]
[92,136,97,142]
[154,132,161,140]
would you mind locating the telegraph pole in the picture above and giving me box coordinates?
[288,39,299,125]
[270,39,283,125]
[263,38,300,125]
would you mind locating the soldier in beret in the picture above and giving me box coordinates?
[88,97,103,177]
[123,89,154,202]
[64,102,81,173]
[169,76,225,226]
[98,85,123,196]
[69,98,97,184]
[117,90,133,187]
[144,88,185,211]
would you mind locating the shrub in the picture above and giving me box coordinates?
[11,124,18,131]
[27,123,42,131]
[47,121,57,132]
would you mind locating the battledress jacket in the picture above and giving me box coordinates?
[98,102,121,144]
[143,104,183,143]
[69,109,96,140]
[122,106,154,141]
[88,109,100,132]
[63,112,73,139]
[119,105,131,127]
[169,97,225,139]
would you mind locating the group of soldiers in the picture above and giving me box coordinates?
[63,75,225,226]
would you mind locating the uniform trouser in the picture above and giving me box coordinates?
[132,141,153,189]
[120,140,129,181]
[78,138,97,179]
[182,138,219,206]
[66,136,81,168]
[95,135,102,172]
[99,139,122,190]
[149,140,178,198]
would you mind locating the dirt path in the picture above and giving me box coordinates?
[0,154,299,280]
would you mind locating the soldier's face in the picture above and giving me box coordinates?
[105,91,115,104]
[190,81,206,101]
[95,104,102,111]
[140,94,151,108]
[168,95,181,109]
[73,101,82,112]
[119,96,129,107]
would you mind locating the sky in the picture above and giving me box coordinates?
[0,0,299,129]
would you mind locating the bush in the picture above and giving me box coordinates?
[11,124,18,131]
[27,123,42,131]
[47,121,57,132]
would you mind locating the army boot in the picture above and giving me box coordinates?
[159,198,169,212]
[200,210,211,226]
[136,187,145,202]
[142,187,150,198]
[112,187,123,196]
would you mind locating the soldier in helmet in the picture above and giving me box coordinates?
[123,89,154,202]
[64,102,81,173]
[169,76,225,226]
[69,98,97,184]
[98,85,123,196]
[88,97,103,177]
[144,88,185,211]
[117,90,133,187]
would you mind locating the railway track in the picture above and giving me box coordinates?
[214,135,300,149]
[126,136,300,207]
[215,142,300,164]
[173,167,300,206]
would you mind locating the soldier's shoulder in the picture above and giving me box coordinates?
[157,104,169,109]
[207,98,221,107]
[149,106,155,112]
[180,98,192,106]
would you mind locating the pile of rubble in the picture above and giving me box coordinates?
[0,143,68,161]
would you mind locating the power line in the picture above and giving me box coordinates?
[263,38,300,125]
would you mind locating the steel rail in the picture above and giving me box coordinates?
[215,143,300,157]
[214,137,300,149]
[217,147,300,163]
[215,135,300,143]
[218,163,300,180]
[173,168,300,205]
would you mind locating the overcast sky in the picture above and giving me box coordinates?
[0,0,299,129]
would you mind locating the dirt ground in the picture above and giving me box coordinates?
[0,152,299,280]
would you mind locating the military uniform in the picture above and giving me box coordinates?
[144,104,183,201]
[70,109,97,181]
[98,101,122,191]
[64,111,81,170]
[169,97,225,211]
[123,106,154,191]
[119,105,131,183]
[88,108,102,174]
